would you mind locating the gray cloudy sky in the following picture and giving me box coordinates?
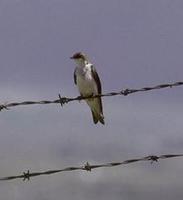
[0,0,183,199]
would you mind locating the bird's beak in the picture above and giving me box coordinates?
[70,56,74,59]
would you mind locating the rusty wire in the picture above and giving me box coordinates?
[0,154,182,181]
[0,81,182,111]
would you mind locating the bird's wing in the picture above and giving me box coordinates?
[91,65,102,94]
[74,68,77,85]
[91,65,103,114]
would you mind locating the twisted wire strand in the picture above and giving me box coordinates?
[0,154,182,181]
[0,81,182,111]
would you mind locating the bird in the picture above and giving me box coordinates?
[70,52,105,124]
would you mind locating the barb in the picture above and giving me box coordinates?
[0,81,182,111]
[0,154,182,182]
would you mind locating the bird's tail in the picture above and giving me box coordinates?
[92,110,105,125]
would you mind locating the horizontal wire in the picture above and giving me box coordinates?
[0,81,183,111]
[0,154,182,181]
[0,82,182,181]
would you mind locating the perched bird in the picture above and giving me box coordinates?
[70,52,105,124]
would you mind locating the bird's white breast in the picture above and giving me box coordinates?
[76,65,98,96]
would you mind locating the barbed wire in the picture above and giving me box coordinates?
[0,81,182,111]
[0,154,182,181]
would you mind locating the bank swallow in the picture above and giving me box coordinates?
[70,52,105,124]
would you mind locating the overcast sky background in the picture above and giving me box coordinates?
[0,0,183,199]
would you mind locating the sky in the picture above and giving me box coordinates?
[0,0,183,199]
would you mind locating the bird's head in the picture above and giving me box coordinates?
[70,52,88,65]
